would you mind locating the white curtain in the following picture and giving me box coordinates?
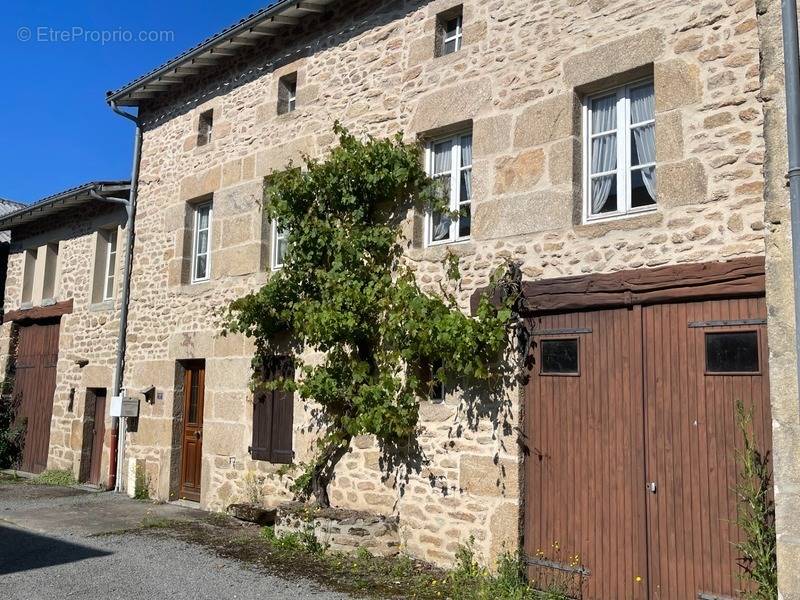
[461,136,472,201]
[432,142,453,241]
[590,95,617,214]
[630,84,656,201]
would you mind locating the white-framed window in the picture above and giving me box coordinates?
[583,79,656,222]
[102,229,118,301]
[271,221,288,270]
[426,132,472,246]
[287,84,297,113]
[191,202,212,283]
[442,15,463,55]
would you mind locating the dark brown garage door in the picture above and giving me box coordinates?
[524,297,771,600]
[13,319,61,474]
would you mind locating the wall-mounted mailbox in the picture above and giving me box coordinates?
[110,395,140,418]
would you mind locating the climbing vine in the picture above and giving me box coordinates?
[225,124,517,506]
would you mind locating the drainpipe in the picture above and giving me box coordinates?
[88,187,128,492]
[104,100,142,493]
[781,0,800,398]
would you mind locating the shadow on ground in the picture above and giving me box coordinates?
[0,524,112,575]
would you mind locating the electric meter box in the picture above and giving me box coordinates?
[110,395,140,418]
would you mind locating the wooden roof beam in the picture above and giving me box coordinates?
[296,2,327,14]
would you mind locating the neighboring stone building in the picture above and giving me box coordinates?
[0,198,26,313]
[0,182,130,484]
[97,0,797,597]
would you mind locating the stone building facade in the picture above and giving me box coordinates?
[106,0,796,564]
[0,184,129,483]
[98,0,797,594]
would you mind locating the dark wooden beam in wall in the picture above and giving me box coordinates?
[470,257,766,315]
[4,299,74,323]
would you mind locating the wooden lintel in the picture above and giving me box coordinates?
[4,299,74,323]
[470,257,766,315]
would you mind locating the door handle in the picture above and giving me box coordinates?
[646,481,657,494]
[195,431,202,440]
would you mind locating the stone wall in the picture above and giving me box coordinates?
[755,0,800,597]
[121,0,770,569]
[276,502,401,557]
[0,203,127,483]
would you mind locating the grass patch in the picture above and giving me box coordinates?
[32,469,76,487]
[137,519,571,599]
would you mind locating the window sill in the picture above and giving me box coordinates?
[178,280,215,297]
[89,300,115,313]
[433,49,465,63]
[583,205,657,226]
[276,109,301,121]
[575,210,662,238]
[409,239,476,262]
[193,140,217,156]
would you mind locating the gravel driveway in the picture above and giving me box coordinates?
[1,526,349,600]
[0,478,350,600]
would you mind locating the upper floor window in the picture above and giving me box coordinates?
[102,229,118,301]
[20,243,59,305]
[436,7,463,57]
[191,202,212,283]
[92,228,118,303]
[278,73,297,115]
[426,131,472,245]
[272,221,288,270]
[21,249,36,304]
[197,109,213,146]
[584,80,656,222]
[41,243,58,302]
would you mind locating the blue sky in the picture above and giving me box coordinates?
[1,1,272,203]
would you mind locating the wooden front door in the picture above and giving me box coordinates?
[79,389,107,486]
[524,297,772,600]
[179,362,205,502]
[13,319,61,474]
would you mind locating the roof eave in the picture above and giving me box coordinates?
[0,182,132,231]
[106,0,335,108]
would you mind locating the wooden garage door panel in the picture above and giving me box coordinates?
[13,320,61,474]
[525,307,648,600]
[525,296,772,600]
[643,298,771,599]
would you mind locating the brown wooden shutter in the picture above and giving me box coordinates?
[269,386,293,464]
[250,356,294,463]
[250,388,273,461]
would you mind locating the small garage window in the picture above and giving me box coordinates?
[540,338,579,375]
[705,331,759,374]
